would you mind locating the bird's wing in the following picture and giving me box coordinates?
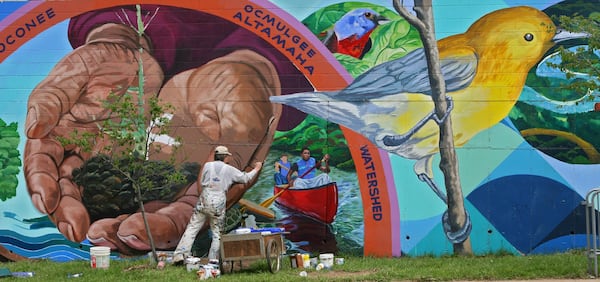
[270,92,366,132]
[359,37,372,59]
[338,47,478,99]
[320,29,337,52]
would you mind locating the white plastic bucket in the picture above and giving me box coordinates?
[90,246,110,269]
[319,253,334,269]
[185,257,202,272]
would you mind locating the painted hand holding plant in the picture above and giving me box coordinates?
[61,88,193,222]
[54,5,189,262]
[57,52,189,264]
[25,4,282,261]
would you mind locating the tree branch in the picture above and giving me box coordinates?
[393,0,427,31]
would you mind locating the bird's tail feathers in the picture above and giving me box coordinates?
[269,91,365,131]
[269,91,332,104]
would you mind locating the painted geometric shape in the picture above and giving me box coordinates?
[468,175,581,254]
[403,200,519,256]
[531,203,588,254]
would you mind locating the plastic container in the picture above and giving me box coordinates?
[197,264,220,280]
[185,257,202,272]
[319,253,334,269]
[233,228,251,234]
[289,254,298,268]
[309,257,318,267]
[90,246,110,269]
[302,254,310,268]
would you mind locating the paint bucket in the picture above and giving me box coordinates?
[185,257,202,272]
[319,253,334,269]
[302,253,310,268]
[90,246,110,269]
[289,254,298,268]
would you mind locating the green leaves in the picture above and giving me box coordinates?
[550,10,600,95]
[513,6,600,164]
[302,2,422,77]
[302,2,400,37]
[272,115,354,170]
[0,119,20,201]
[57,86,188,219]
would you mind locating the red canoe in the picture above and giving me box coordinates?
[273,182,338,224]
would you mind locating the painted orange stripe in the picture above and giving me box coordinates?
[0,0,392,256]
[343,127,392,256]
[0,0,347,91]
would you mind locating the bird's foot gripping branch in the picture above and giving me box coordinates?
[381,96,454,147]
[419,172,472,244]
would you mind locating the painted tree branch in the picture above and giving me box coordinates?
[392,0,472,255]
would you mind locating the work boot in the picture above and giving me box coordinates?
[173,253,185,266]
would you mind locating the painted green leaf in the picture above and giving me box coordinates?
[302,2,422,77]
[0,119,20,201]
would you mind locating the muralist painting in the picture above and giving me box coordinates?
[0,0,599,262]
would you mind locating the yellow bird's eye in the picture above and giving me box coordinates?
[524,33,534,41]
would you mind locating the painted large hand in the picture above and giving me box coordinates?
[87,49,281,253]
[24,23,164,244]
[24,23,281,254]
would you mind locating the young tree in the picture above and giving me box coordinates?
[393,0,472,255]
[58,5,187,263]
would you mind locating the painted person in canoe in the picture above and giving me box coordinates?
[286,147,332,189]
[274,153,291,186]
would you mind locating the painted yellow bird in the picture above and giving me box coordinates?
[270,6,586,199]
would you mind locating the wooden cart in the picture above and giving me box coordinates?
[220,232,287,273]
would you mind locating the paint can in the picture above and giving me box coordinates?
[90,246,110,269]
[302,253,310,268]
[185,257,202,272]
[289,254,298,268]
[319,253,334,269]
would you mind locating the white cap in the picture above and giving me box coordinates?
[215,145,232,156]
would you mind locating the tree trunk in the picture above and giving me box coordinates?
[394,0,472,255]
[135,4,158,263]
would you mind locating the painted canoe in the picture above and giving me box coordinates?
[273,182,338,224]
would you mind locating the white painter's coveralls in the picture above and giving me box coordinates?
[174,160,258,260]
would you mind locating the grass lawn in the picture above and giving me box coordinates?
[0,250,593,281]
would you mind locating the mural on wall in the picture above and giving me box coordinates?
[0,0,599,262]
[277,4,567,246]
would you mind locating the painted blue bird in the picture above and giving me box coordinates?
[272,6,587,242]
[320,8,389,59]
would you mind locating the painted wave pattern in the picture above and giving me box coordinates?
[0,212,109,262]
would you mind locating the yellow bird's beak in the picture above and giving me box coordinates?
[552,29,589,43]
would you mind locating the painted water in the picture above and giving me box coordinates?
[243,149,364,255]
[0,149,364,260]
